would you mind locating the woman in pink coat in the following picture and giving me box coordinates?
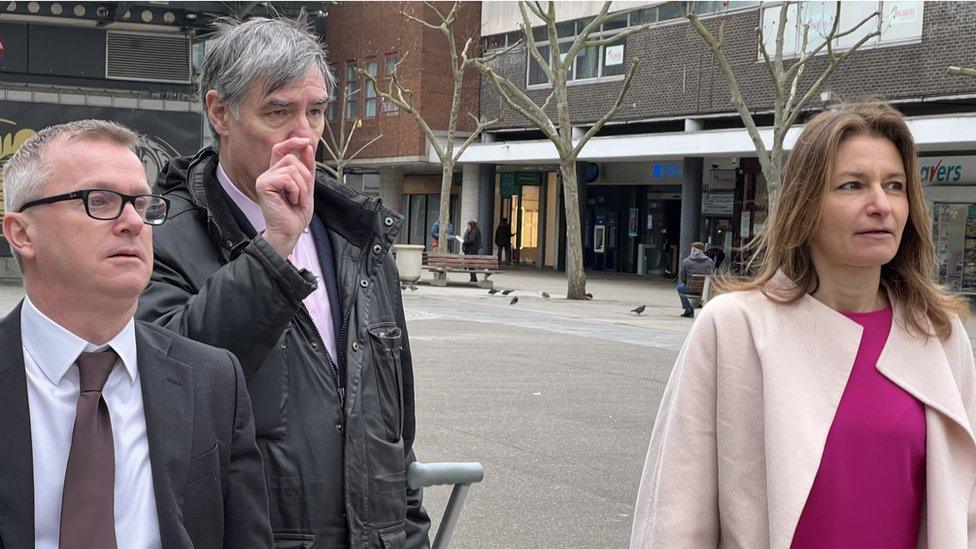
[631,102,976,548]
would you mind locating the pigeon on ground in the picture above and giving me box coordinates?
[488,288,500,295]
[409,285,418,291]
[501,289,514,295]
[509,296,519,305]
[585,292,594,300]
[539,291,550,299]
[631,305,646,315]
[401,284,407,290]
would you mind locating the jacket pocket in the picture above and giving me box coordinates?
[377,524,406,549]
[272,532,315,548]
[186,441,219,485]
[367,321,404,442]
[249,328,291,440]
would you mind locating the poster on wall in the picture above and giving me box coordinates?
[605,45,624,66]
[0,100,202,214]
[628,208,639,237]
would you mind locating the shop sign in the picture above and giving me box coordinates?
[702,191,734,215]
[710,169,736,191]
[652,161,682,180]
[919,156,976,185]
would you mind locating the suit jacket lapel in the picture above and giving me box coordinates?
[0,302,34,548]
[136,323,194,549]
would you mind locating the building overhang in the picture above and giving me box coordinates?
[458,112,976,165]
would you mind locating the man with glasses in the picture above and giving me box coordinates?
[137,17,429,548]
[0,119,273,548]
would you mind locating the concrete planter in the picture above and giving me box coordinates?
[392,244,425,283]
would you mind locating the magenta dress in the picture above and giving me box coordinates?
[791,306,926,548]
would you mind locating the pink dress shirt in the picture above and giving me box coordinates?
[216,164,338,364]
[791,305,925,548]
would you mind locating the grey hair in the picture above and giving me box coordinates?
[3,119,138,270]
[4,119,138,213]
[201,16,336,143]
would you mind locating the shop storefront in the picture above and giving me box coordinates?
[920,155,976,294]
[401,174,460,251]
[495,170,560,268]
[584,161,684,275]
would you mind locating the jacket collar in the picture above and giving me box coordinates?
[162,148,401,260]
[760,271,976,547]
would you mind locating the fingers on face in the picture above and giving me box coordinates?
[269,137,313,167]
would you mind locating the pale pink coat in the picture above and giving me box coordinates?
[631,275,976,548]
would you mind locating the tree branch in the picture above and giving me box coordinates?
[346,133,383,163]
[401,10,440,31]
[518,2,556,84]
[581,23,652,49]
[949,66,976,79]
[572,58,638,158]
[469,38,524,66]
[455,113,502,159]
[783,26,880,130]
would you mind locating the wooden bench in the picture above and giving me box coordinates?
[423,252,502,288]
[679,274,708,308]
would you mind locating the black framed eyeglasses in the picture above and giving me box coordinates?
[17,189,170,226]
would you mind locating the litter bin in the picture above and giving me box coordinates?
[392,244,425,283]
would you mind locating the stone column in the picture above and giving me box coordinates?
[378,167,403,215]
[679,157,704,265]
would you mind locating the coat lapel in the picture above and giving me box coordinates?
[135,323,194,548]
[0,303,35,548]
[876,301,976,548]
[760,274,976,547]
[758,290,863,548]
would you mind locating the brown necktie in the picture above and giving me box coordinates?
[59,350,118,549]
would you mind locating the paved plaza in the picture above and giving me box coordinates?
[1,269,974,547]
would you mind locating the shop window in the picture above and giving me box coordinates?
[344,62,358,119]
[364,59,378,118]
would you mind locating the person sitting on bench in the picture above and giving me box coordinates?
[677,242,714,318]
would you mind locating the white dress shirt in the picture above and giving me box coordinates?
[22,296,162,549]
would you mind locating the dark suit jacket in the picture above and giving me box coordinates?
[0,303,273,548]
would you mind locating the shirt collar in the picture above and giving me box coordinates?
[216,162,267,234]
[21,295,139,386]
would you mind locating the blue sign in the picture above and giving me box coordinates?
[652,161,683,179]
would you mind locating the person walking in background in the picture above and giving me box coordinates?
[462,219,482,282]
[495,218,512,264]
[631,102,976,547]
[431,218,454,250]
[676,242,714,317]
[0,120,271,548]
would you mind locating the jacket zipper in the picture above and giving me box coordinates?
[299,304,345,412]
[336,200,381,407]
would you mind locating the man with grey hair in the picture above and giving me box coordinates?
[0,119,272,548]
[138,17,430,548]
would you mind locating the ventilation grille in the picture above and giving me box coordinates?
[106,32,191,84]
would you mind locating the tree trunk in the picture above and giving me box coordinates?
[560,159,587,299]
[436,163,454,253]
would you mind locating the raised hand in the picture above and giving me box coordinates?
[256,137,316,259]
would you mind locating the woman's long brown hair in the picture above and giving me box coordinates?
[717,102,967,339]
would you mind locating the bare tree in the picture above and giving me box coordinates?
[472,1,650,300]
[361,1,509,253]
[318,87,382,182]
[688,1,880,205]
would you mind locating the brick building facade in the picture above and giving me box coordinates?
[323,1,483,249]
[457,1,976,294]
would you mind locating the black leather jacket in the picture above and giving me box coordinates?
[137,148,430,548]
